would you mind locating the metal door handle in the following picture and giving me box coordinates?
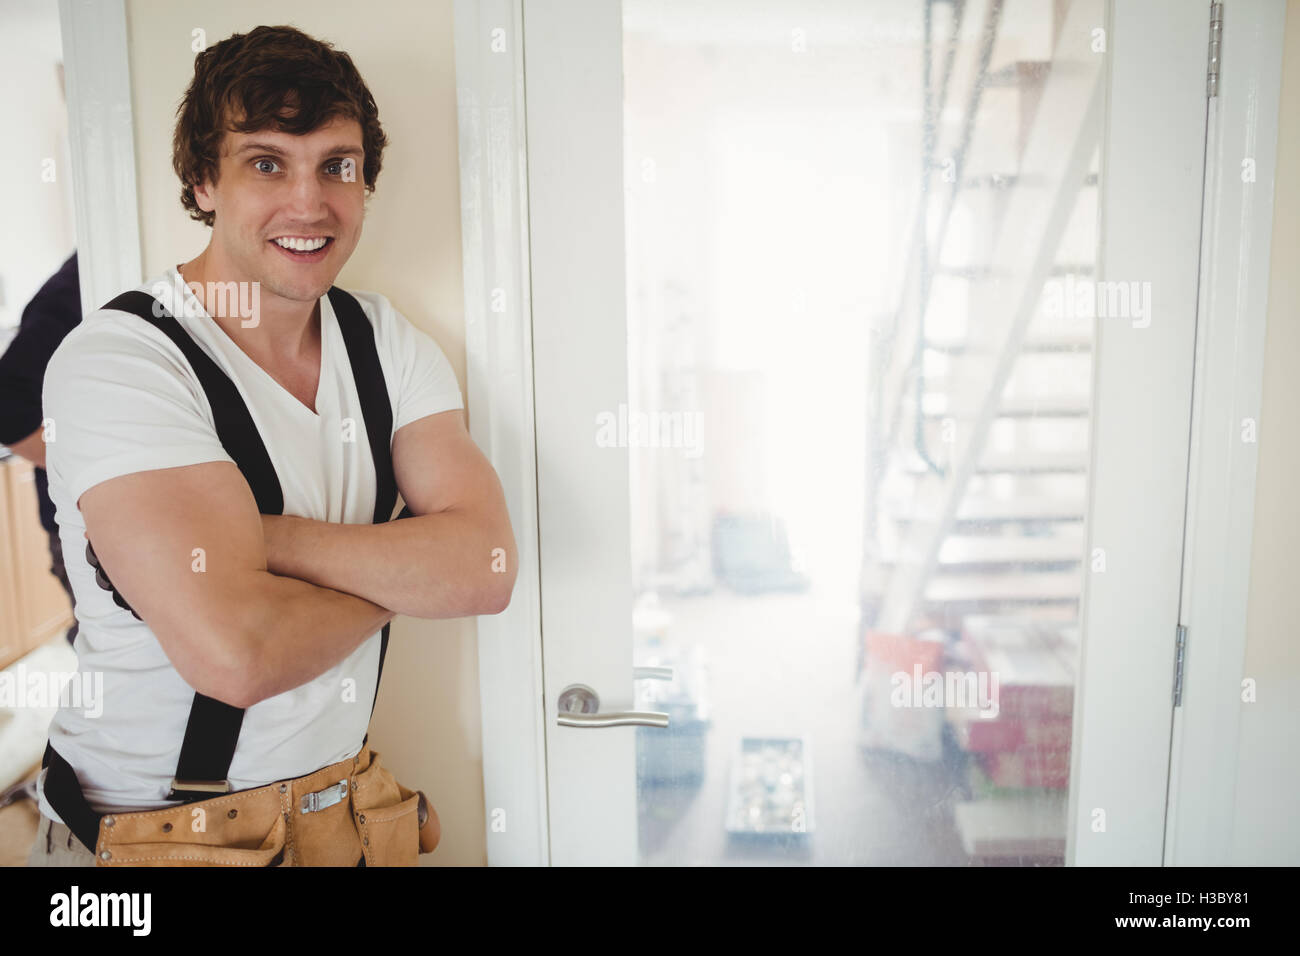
[557,712,670,728]
[556,682,669,728]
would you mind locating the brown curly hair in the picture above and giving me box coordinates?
[172,25,388,227]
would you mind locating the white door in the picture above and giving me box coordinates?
[519,0,1212,865]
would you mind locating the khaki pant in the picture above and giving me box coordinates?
[28,744,434,867]
[27,817,97,867]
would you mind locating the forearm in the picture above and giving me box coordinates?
[236,570,395,707]
[3,427,46,469]
[264,510,514,619]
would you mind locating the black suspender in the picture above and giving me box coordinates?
[328,286,404,727]
[107,290,286,514]
[44,285,403,851]
[330,286,397,526]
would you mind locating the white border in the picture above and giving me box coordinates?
[453,0,551,866]
[58,0,142,311]
[1163,0,1286,867]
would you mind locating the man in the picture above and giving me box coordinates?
[28,25,516,866]
[0,252,82,647]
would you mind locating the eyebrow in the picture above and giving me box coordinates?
[233,142,364,158]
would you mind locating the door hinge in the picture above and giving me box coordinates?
[1207,2,1223,98]
[1173,624,1188,706]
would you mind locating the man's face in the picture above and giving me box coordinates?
[193,114,365,305]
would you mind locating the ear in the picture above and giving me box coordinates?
[193,178,216,214]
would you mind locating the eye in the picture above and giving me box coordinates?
[253,158,280,174]
[325,160,344,176]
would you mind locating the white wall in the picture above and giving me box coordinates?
[1232,0,1300,865]
[124,0,485,865]
[0,0,76,335]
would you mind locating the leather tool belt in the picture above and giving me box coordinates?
[79,744,439,867]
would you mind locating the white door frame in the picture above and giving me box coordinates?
[451,0,1284,867]
[1065,0,1212,866]
[1161,0,1287,867]
[515,0,637,867]
[452,0,552,867]
[58,0,141,312]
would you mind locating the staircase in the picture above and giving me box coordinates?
[858,0,1108,860]
[862,0,1103,639]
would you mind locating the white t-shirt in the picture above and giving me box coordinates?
[36,266,463,822]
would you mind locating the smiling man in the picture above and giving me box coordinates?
[28,25,517,867]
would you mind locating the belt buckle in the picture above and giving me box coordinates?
[300,779,349,814]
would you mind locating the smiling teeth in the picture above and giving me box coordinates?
[274,237,328,251]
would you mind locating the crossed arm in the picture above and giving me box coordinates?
[261,408,516,619]
[78,407,518,709]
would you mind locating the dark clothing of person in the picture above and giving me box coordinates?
[0,252,82,647]
[45,525,78,646]
[0,252,81,533]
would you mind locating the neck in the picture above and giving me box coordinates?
[178,248,319,365]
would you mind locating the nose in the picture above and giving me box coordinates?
[283,167,328,222]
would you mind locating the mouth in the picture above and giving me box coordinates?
[268,235,335,263]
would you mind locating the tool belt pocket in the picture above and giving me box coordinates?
[94,789,287,868]
[351,748,422,866]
